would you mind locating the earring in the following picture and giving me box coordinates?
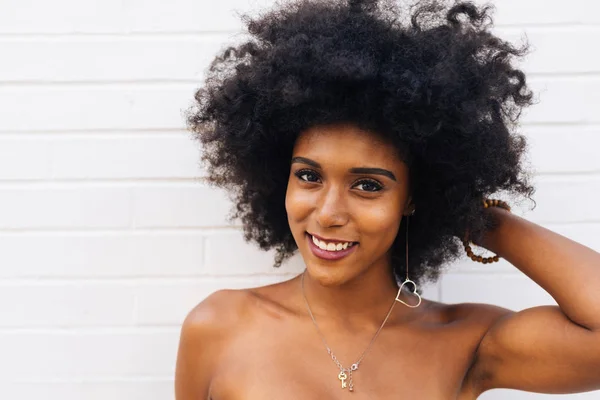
[395,215,421,308]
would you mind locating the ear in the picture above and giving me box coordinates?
[403,197,416,216]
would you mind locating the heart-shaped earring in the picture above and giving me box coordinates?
[395,278,422,308]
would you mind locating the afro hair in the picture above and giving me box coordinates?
[187,0,535,287]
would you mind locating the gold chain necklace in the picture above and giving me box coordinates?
[300,271,398,392]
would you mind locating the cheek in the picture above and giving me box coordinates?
[356,202,403,242]
[285,181,313,223]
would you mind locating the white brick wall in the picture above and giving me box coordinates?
[1,0,599,399]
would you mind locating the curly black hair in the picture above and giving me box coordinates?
[187,0,535,287]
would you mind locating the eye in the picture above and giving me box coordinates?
[353,179,383,192]
[294,169,321,183]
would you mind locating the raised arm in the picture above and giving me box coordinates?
[465,207,600,396]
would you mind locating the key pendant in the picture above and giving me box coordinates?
[338,370,348,389]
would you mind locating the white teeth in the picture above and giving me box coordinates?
[312,234,320,247]
[311,235,354,252]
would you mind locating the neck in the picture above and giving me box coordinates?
[300,265,414,329]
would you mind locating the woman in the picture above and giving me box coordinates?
[176,0,600,398]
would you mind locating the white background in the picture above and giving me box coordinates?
[1,0,600,399]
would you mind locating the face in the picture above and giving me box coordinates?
[285,123,414,287]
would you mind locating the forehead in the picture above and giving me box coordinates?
[292,123,405,166]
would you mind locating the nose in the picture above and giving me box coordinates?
[315,184,349,228]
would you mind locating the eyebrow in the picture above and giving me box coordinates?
[291,156,397,181]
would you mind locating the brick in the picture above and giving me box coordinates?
[0,329,179,379]
[3,0,598,34]
[0,232,204,278]
[0,86,194,132]
[526,176,600,224]
[49,134,203,179]
[132,184,233,228]
[255,271,303,286]
[0,37,226,82]
[134,278,270,325]
[548,223,600,250]
[0,283,135,327]
[419,280,441,302]
[0,186,131,229]
[4,23,600,86]
[0,0,274,34]
[496,27,600,74]
[203,230,305,275]
[444,256,514,274]
[0,0,125,34]
[1,78,597,133]
[4,30,600,85]
[480,0,599,26]
[526,126,600,174]
[126,0,273,33]
[523,28,600,74]
[523,77,600,124]
[2,381,174,400]
[440,273,556,310]
[0,137,51,179]
[0,1,599,398]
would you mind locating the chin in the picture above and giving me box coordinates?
[304,262,353,287]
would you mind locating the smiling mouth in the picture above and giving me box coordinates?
[306,232,358,252]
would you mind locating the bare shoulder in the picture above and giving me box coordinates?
[430,301,516,349]
[453,302,515,326]
[183,289,248,334]
[419,298,514,327]
[181,278,297,339]
[175,289,255,399]
[183,276,300,334]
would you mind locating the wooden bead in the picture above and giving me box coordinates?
[463,198,511,264]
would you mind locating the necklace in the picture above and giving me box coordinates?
[300,271,398,392]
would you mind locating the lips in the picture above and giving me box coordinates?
[308,232,358,245]
[306,232,358,261]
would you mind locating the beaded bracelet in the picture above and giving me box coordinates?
[462,199,511,264]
